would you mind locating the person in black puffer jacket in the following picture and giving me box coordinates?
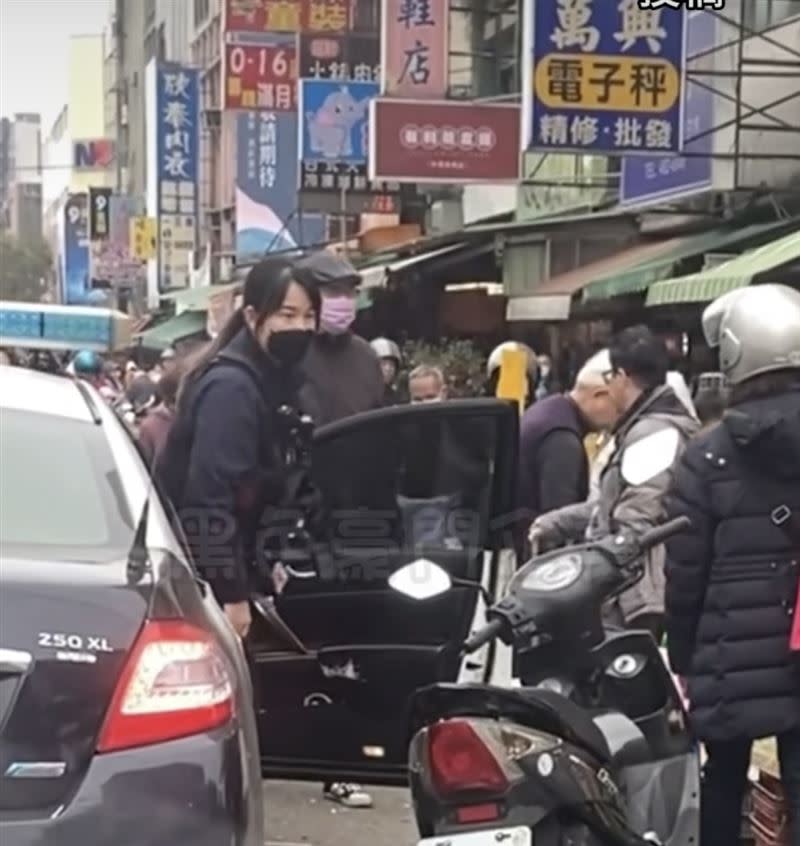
[664,284,800,846]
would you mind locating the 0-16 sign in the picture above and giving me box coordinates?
[224,43,297,111]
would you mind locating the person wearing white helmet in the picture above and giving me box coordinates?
[486,341,539,408]
[663,284,800,846]
[370,337,404,405]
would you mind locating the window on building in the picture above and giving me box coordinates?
[145,0,156,26]
[448,0,520,100]
[194,0,210,28]
[744,0,798,30]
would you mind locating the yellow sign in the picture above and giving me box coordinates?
[495,348,529,414]
[534,53,679,113]
[130,217,157,261]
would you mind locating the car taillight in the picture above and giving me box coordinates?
[428,720,509,797]
[96,619,234,753]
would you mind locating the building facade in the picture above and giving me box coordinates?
[0,113,43,243]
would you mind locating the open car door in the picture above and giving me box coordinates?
[250,399,519,785]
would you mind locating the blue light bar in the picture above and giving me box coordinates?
[0,302,133,352]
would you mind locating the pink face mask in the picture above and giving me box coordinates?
[320,294,356,334]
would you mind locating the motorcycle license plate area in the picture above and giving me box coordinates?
[418,827,531,846]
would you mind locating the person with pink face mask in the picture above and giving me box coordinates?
[291,251,384,810]
[294,251,384,427]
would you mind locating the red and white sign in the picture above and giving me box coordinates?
[224,42,298,111]
[368,99,521,184]
[381,0,448,98]
[223,0,353,34]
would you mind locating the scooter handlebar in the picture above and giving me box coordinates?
[638,516,691,551]
[462,618,504,655]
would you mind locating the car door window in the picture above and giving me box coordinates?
[309,413,499,584]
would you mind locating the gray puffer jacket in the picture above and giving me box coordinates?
[534,385,700,624]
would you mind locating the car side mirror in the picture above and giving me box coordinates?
[389,558,452,600]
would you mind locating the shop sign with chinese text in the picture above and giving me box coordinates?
[368,99,521,184]
[382,0,448,98]
[154,63,200,290]
[235,110,326,260]
[299,162,399,215]
[88,187,112,241]
[224,0,353,34]
[299,79,378,164]
[298,32,379,81]
[523,0,687,155]
[224,42,298,110]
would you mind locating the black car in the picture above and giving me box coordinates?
[0,366,263,845]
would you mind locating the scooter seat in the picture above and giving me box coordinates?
[409,683,611,763]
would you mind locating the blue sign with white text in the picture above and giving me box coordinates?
[235,110,325,261]
[155,63,200,290]
[62,194,90,306]
[620,10,715,205]
[526,0,686,155]
[299,79,378,164]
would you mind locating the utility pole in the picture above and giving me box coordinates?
[114,0,124,195]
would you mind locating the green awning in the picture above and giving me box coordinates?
[135,309,207,350]
[646,228,800,307]
[582,219,796,302]
[162,281,241,310]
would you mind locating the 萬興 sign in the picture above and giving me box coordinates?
[523,0,687,155]
[72,139,115,170]
[368,99,521,184]
[620,9,716,205]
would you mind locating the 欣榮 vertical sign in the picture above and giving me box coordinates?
[523,0,687,155]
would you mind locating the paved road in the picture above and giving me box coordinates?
[263,780,418,846]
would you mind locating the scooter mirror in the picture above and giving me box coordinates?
[389,558,452,601]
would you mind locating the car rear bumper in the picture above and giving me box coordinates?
[0,727,262,846]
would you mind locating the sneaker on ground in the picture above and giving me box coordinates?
[323,782,373,808]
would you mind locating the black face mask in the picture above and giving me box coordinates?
[267,329,314,367]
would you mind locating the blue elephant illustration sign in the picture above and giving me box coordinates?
[300,79,378,165]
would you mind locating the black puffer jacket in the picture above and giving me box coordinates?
[664,387,800,742]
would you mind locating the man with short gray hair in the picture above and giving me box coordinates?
[408,364,447,403]
[516,348,618,552]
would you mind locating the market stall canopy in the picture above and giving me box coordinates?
[134,309,207,350]
[582,218,798,303]
[646,227,800,307]
[506,238,679,322]
[0,302,133,352]
[358,244,472,289]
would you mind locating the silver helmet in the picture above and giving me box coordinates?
[370,337,401,362]
[701,284,800,385]
[487,341,538,380]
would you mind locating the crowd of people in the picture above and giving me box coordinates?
[1,251,798,837]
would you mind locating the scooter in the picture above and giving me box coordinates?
[389,517,700,846]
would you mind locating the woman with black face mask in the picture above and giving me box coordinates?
[157,257,319,639]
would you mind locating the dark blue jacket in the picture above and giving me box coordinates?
[168,329,297,604]
[665,388,800,741]
[518,394,588,524]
